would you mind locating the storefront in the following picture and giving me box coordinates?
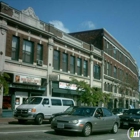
[52,81,80,106]
[2,73,46,117]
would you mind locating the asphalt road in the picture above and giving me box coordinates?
[0,121,139,140]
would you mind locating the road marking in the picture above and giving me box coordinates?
[0,130,48,134]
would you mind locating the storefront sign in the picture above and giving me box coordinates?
[14,75,41,86]
[59,82,77,90]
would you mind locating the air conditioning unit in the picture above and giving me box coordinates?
[37,60,43,66]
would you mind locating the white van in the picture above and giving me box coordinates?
[14,96,75,124]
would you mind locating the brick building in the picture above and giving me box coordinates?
[0,2,139,116]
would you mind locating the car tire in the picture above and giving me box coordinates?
[35,114,43,125]
[111,123,118,134]
[18,119,26,124]
[82,123,92,137]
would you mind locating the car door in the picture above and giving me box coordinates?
[92,108,106,131]
[41,98,51,119]
[102,108,115,130]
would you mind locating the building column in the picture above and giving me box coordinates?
[90,54,94,87]
[45,37,54,96]
[0,19,8,116]
[101,51,104,92]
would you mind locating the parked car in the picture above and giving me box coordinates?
[51,106,120,137]
[119,109,140,128]
[49,106,79,123]
[14,96,75,125]
[112,108,128,116]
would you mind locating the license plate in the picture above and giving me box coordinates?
[123,122,128,125]
[57,123,64,128]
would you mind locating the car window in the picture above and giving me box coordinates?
[42,98,49,105]
[62,99,74,106]
[95,108,103,117]
[102,108,112,117]
[51,99,62,106]
[72,108,95,116]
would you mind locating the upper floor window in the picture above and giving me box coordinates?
[70,56,75,74]
[77,58,82,75]
[113,48,117,59]
[53,50,60,70]
[106,62,109,75]
[114,66,117,78]
[83,60,88,77]
[125,57,128,66]
[94,64,100,80]
[62,53,68,72]
[12,36,19,60]
[37,44,43,60]
[23,40,33,64]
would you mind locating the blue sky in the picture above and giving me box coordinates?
[2,0,140,73]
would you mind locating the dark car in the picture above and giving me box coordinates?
[51,106,120,137]
[49,106,79,123]
[119,109,140,128]
[112,108,127,116]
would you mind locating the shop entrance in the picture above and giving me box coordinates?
[15,92,28,109]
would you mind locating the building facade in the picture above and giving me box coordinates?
[0,2,139,116]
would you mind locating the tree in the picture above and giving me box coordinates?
[0,72,10,95]
[70,77,111,106]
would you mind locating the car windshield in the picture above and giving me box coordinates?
[23,97,42,104]
[71,108,95,116]
[127,109,140,115]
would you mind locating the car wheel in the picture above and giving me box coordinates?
[35,114,43,125]
[111,123,118,134]
[82,123,92,137]
[18,119,26,124]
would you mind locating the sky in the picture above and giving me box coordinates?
[2,0,140,74]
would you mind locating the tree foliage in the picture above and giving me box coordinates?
[70,77,111,106]
[0,72,10,95]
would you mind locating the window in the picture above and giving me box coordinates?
[12,36,19,60]
[106,62,109,75]
[70,56,75,74]
[62,53,68,72]
[94,64,100,79]
[114,66,117,78]
[37,44,43,60]
[62,100,74,106]
[51,99,62,106]
[77,58,82,75]
[83,60,88,76]
[113,48,117,59]
[23,40,33,63]
[114,85,117,93]
[102,108,112,117]
[42,98,49,104]
[53,50,60,70]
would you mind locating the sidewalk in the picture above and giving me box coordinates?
[0,117,17,124]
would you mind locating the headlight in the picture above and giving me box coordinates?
[28,108,36,113]
[69,120,79,124]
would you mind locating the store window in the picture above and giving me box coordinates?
[70,56,75,74]
[62,53,68,72]
[2,96,12,109]
[23,40,33,64]
[11,36,19,60]
[53,50,60,70]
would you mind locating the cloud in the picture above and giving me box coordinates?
[49,20,70,33]
[81,21,95,30]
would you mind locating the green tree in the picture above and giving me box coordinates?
[0,72,10,95]
[70,77,111,106]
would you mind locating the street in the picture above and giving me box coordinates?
[0,120,139,140]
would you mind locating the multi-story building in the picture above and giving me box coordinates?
[0,2,139,116]
[70,29,139,109]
